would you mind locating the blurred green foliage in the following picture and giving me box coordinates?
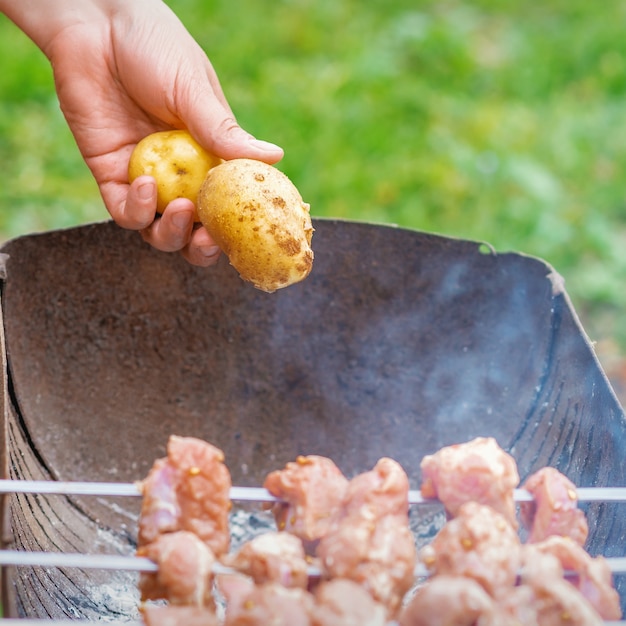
[1,0,626,341]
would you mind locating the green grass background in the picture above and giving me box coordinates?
[1,0,626,345]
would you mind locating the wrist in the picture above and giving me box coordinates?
[0,0,134,57]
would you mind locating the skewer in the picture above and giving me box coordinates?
[0,622,143,626]
[0,480,279,502]
[2,549,626,577]
[1,621,626,626]
[0,622,444,626]
[1,479,626,504]
[2,477,625,622]
[0,551,329,577]
[0,556,623,626]
[0,619,626,626]
[1,623,625,626]
[0,549,423,578]
[0,551,159,572]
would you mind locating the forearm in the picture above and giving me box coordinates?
[0,0,145,57]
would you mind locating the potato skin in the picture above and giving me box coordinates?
[197,159,314,293]
[128,130,222,217]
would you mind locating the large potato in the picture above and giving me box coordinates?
[197,159,314,293]
[128,130,222,218]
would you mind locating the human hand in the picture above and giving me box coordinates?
[0,0,284,266]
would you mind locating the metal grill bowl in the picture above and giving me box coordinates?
[0,219,624,619]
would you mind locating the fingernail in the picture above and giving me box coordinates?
[248,139,283,153]
[172,212,191,229]
[137,181,155,201]
[200,245,220,258]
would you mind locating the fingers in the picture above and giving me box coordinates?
[112,175,158,229]
[138,198,222,267]
[188,109,284,165]
[215,119,285,164]
[177,72,284,165]
[139,197,195,252]
[105,173,221,267]
[180,225,223,267]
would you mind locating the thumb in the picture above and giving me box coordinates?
[180,79,284,164]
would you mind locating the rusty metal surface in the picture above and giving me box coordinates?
[0,219,624,618]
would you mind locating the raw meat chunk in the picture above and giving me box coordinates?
[514,546,605,625]
[317,457,416,617]
[264,455,348,550]
[399,575,495,625]
[527,536,622,619]
[219,575,314,626]
[477,585,540,625]
[520,466,588,545]
[528,580,604,626]
[311,579,387,626]
[137,530,216,607]
[479,579,603,626]
[420,501,521,596]
[138,435,232,556]
[338,456,412,520]
[224,531,309,588]
[420,436,519,527]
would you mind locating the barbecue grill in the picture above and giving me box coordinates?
[0,218,624,619]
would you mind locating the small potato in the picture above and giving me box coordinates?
[128,130,222,218]
[197,159,314,293]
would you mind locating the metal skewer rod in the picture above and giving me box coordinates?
[1,550,625,626]
[1,549,625,577]
[3,618,626,626]
[0,622,143,626]
[0,479,141,497]
[0,480,280,502]
[0,550,158,572]
[0,550,328,577]
[1,621,625,626]
[1,479,626,504]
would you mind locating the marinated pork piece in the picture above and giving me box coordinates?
[263,455,348,550]
[477,585,540,626]
[478,581,603,626]
[520,466,589,545]
[219,575,315,626]
[311,579,387,626]
[316,457,416,617]
[528,535,622,619]
[223,531,309,589]
[513,546,605,625]
[420,437,520,527]
[138,435,232,556]
[419,501,522,596]
[399,575,496,626]
[481,581,603,626]
[142,605,219,626]
[529,580,604,626]
[137,530,216,607]
[318,515,415,616]
[338,456,412,520]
